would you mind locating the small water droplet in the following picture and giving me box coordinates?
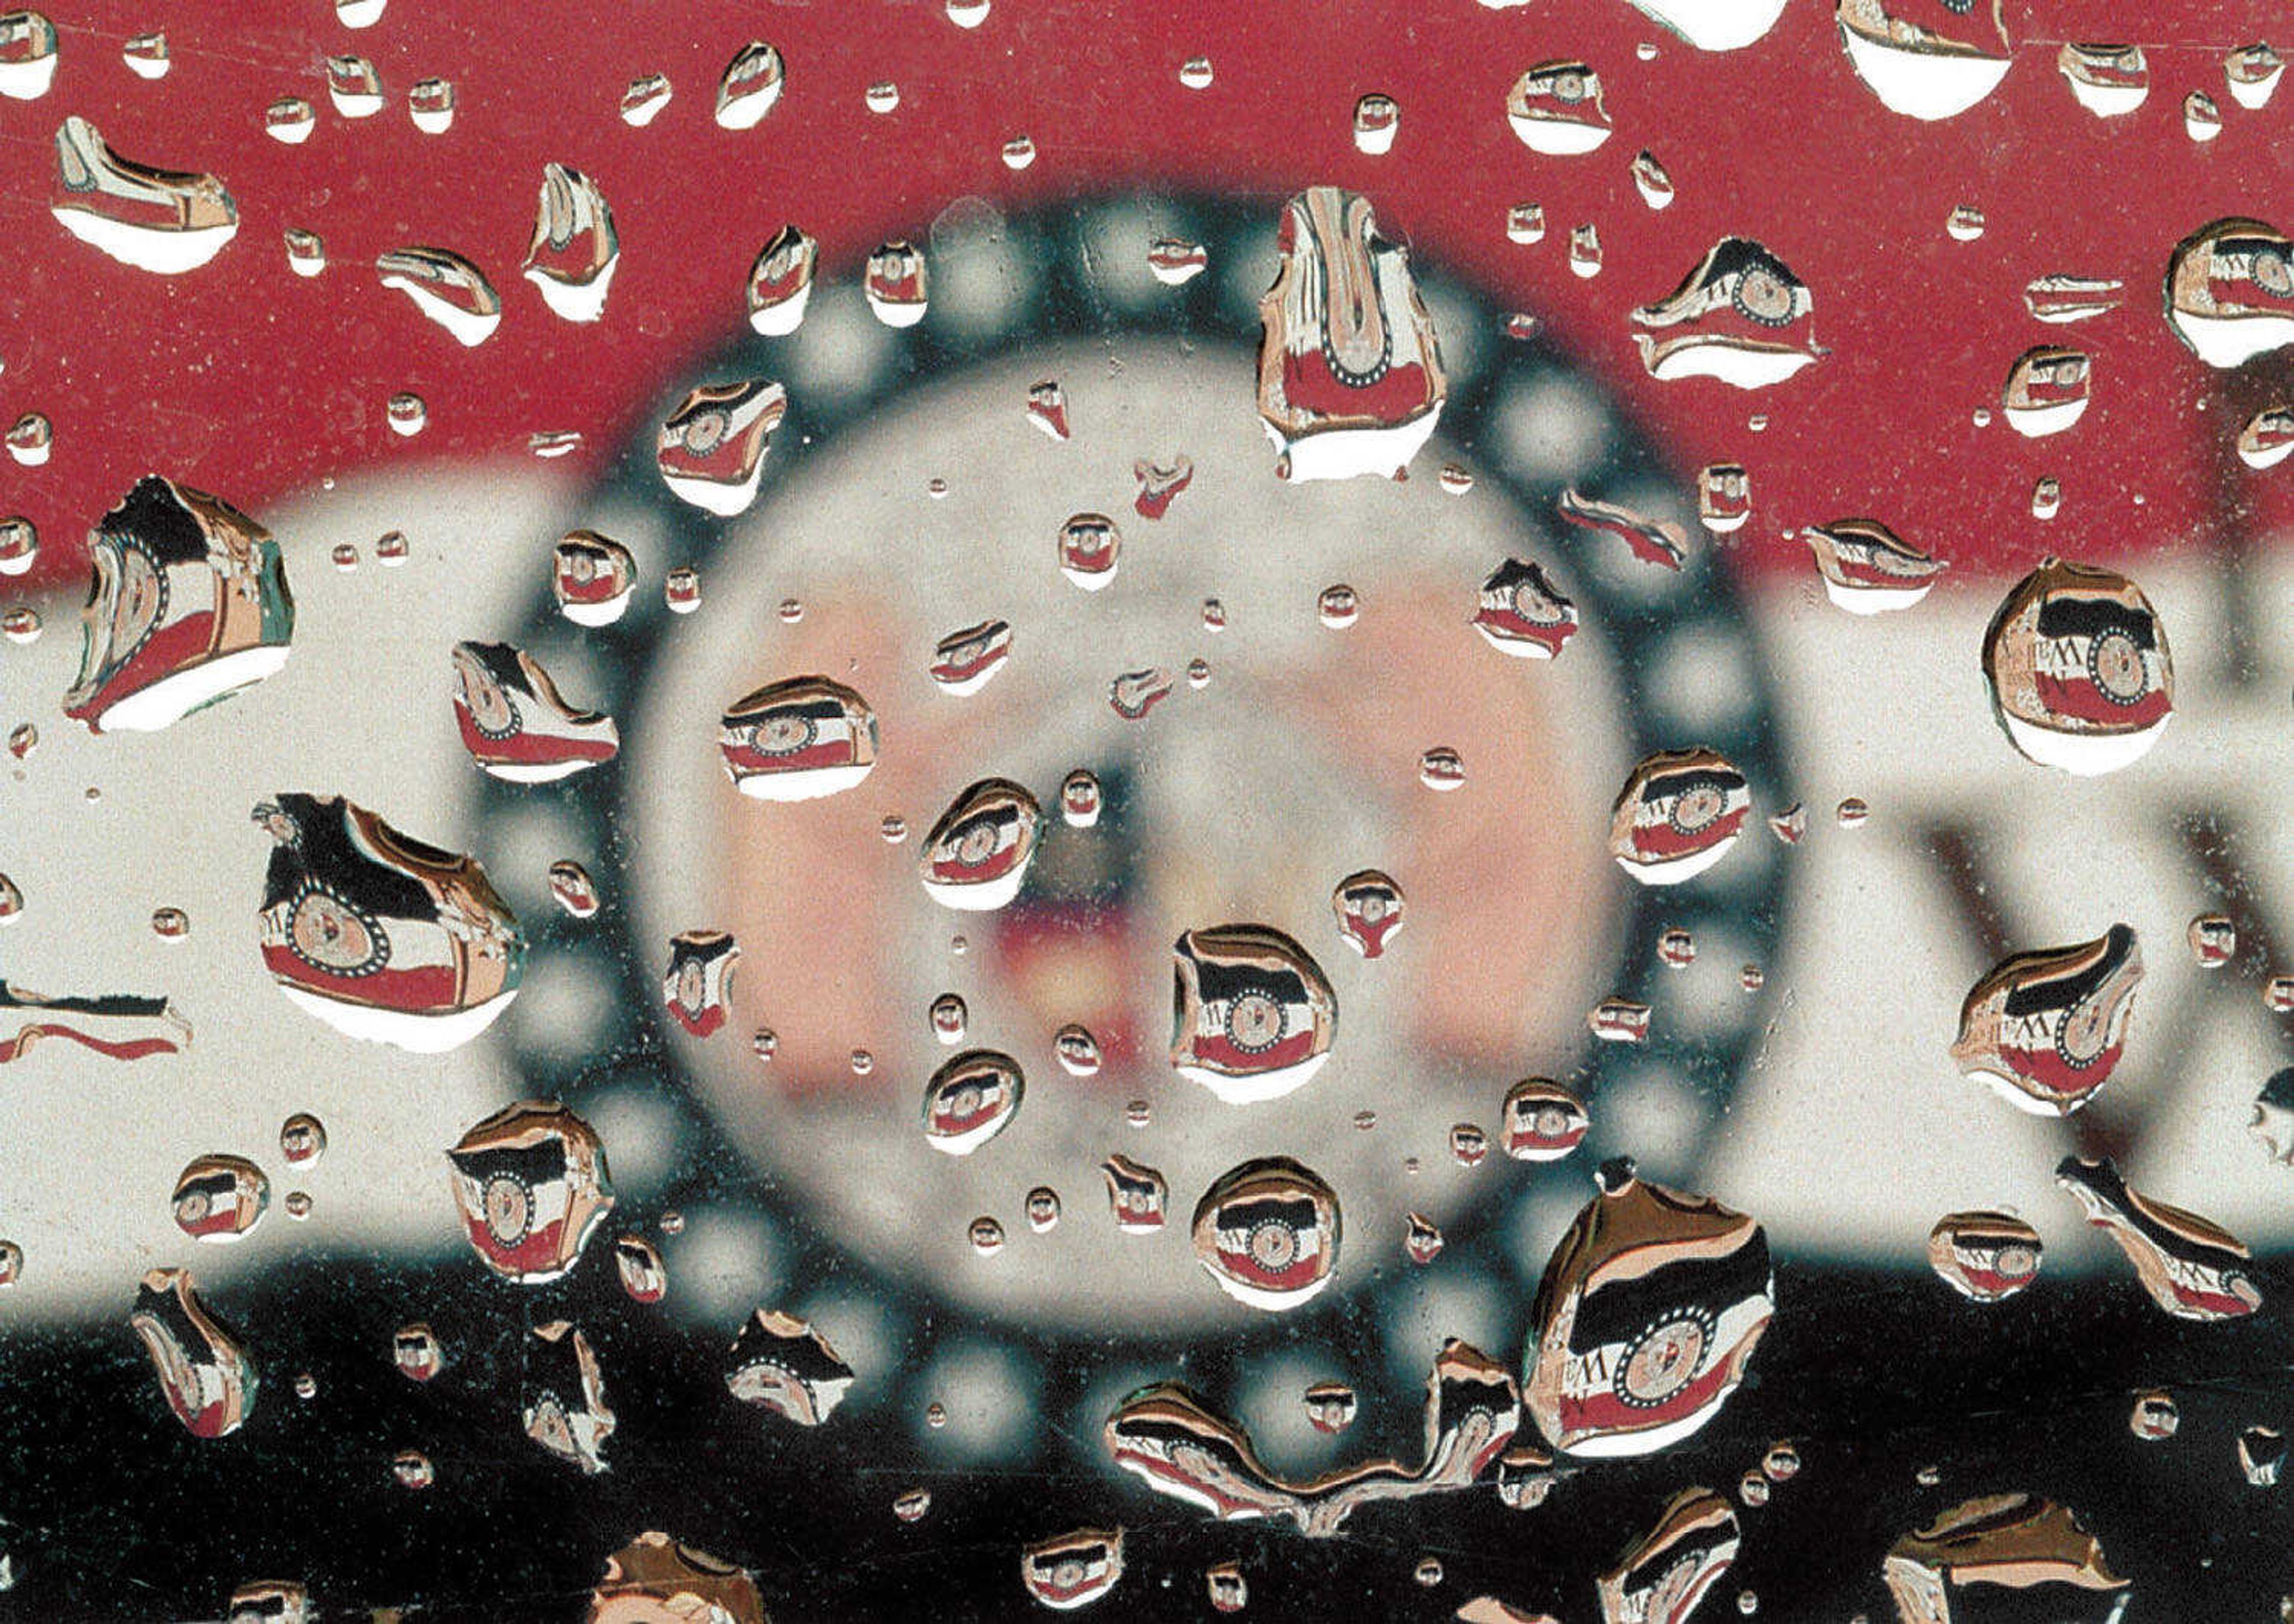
[173,1155,270,1242]
[1352,93,1399,154]
[279,1113,324,1166]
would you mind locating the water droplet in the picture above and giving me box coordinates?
[546,859,600,920]
[930,616,1013,697]
[1329,869,1404,959]
[1025,1186,1062,1232]
[406,75,453,133]
[719,675,878,800]
[588,1534,763,1619]
[0,11,55,99]
[1103,1153,1169,1232]
[850,1048,873,1076]
[6,721,33,760]
[619,72,671,124]
[2001,345,2091,440]
[1610,747,1750,885]
[1588,996,1651,1043]
[1658,926,1697,969]
[1501,1079,1589,1161]
[2058,1156,2260,1320]
[1802,519,1945,614]
[66,477,292,733]
[1404,1212,1445,1264]
[1058,512,1121,591]
[1354,1110,1377,1132]
[265,98,315,143]
[1050,1023,1103,1078]
[1836,797,1870,828]
[280,1188,310,1220]
[1190,1158,1342,1310]
[661,928,741,1039]
[1146,237,1206,287]
[172,1155,269,1242]
[520,164,615,324]
[1566,222,1603,278]
[2242,1427,2287,1487]
[714,41,783,129]
[1418,747,1466,791]
[658,378,784,515]
[1259,188,1445,481]
[1022,1528,1125,1610]
[451,641,618,781]
[750,1029,777,1062]
[1507,62,1611,153]
[921,992,968,1047]
[1559,486,1689,572]
[1739,1470,1771,1507]
[392,1322,444,1382]
[1471,557,1578,659]
[51,117,236,273]
[1698,463,1751,533]
[2188,913,2235,968]
[1740,963,1765,993]
[1528,1161,1772,1456]
[1633,238,1820,386]
[615,1234,666,1304]
[660,1210,685,1235]
[0,518,34,578]
[742,223,817,337]
[2031,475,2063,519]
[1352,93,1399,154]
[921,778,1042,911]
[1768,803,1806,844]
[725,1307,854,1425]
[2268,976,2294,1013]
[392,1450,434,1490]
[291,1372,315,1400]
[1946,202,1985,241]
[1951,926,2139,1116]
[131,1269,256,1438]
[863,240,928,328]
[2167,219,2294,367]
[330,542,362,573]
[0,1240,20,1287]
[1839,0,2010,118]
[2184,88,2224,140]
[895,1488,933,1522]
[445,1100,614,1284]
[1108,1342,1520,1537]
[1598,1488,1740,1620]
[1,605,36,645]
[1632,149,1675,210]
[922,1049,1025,1155]
[1927,1210,2042,1301]
[1133,456,1194,521]
[1313,583,1359,629]
[2130,1390,2179,1440]
[962,1215,1007,1256]
[1170,925,1337,1103]
[1179,55,1213,88]
[864,81,900,115]
[1882,1495,2123,1614]
[881,815,907,844]
[1206,1562,1247,1613]
[375,247,501,348]
[2228,42,2283,107]
[1414,1557,1445,1588]
[383,392,427,437]
[256,793,523,1049]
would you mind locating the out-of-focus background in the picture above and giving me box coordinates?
[4,1,2294,1619]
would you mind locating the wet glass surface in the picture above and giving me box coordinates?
[4,1,2294,1617]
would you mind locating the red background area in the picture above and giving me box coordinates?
[5,0,2290,589]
